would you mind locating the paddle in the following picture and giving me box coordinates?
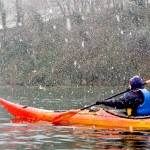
[52,89,129,123]
[52,79,150,123]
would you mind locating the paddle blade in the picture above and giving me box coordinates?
[52,110,80,123]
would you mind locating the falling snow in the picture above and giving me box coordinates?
[66,18,71,31]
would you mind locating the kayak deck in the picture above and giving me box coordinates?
[0,98,150,129]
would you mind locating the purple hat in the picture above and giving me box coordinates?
[129,76,144,89]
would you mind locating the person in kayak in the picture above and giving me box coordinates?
[96,76,150,116]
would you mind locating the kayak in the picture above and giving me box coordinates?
[0,98,150,129]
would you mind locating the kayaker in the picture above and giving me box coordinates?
[96,76,150,116]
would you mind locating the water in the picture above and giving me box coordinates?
[0,86,150,149]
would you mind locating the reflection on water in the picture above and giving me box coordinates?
[0,86,150,149]
[0,119,150,150]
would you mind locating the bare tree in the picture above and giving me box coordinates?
[0,0,6,33]
[15,0,23,27]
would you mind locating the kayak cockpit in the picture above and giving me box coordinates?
[106,109,150,119]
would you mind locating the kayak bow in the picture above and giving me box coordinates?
[0,98,150,129]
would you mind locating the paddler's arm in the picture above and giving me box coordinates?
[96,92,143,109]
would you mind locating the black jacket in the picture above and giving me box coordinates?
[99,90,144,111]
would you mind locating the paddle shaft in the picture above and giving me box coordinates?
[80,89,129,111]
[80,103,97,110]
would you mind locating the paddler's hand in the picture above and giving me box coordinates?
[145,80,150,85]
[95,100,103,105]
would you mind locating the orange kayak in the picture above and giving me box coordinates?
[0,98,150,129]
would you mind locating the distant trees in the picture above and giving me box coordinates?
[0,0,150,86]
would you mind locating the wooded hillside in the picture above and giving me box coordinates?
[0,0,150,86]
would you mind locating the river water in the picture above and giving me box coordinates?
[0,86,150,149]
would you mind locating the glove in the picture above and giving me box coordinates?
[95,100,103,105]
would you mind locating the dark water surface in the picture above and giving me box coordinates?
[0,86,150,150]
